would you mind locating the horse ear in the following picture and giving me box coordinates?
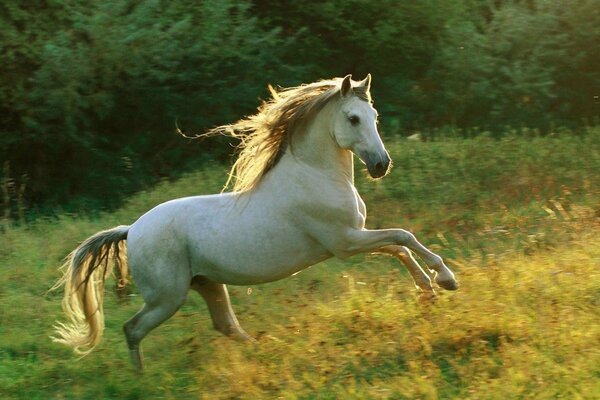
[358,73,371,90]
[340,74,353,97]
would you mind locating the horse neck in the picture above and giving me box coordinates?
[287,104,354,183]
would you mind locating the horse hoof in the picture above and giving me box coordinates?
[230,329,256,343]
[417,291,438,303]
[437,279,459,291]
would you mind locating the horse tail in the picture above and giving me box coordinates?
[52,225,130,355]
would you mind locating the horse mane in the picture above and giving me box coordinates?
[191,77,371,192]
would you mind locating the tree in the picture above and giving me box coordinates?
[0,0,293,212]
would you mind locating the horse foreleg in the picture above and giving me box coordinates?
[191,277,254,342]
[340,228,458,290]
[376,245,435,295]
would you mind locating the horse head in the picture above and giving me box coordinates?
[331,74,391,178]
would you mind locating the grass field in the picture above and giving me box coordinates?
[1,130,600,399]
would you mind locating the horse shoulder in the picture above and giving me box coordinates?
[289,179,366,257]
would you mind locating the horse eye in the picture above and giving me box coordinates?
[349,115,360,126]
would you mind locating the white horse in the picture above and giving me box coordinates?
[53,75,458,370]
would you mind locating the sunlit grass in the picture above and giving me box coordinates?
[168,239,599,400]
[4,237,597,399]
[1,132,600,399]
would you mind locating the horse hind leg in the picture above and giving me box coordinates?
[123,274,189,371]
[191,276,254,342]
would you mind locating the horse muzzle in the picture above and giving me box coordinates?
[359,150,391,179]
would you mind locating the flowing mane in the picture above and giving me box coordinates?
[193,77,371,192]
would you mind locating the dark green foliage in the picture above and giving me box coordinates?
[1,0,293,212]
[1,0,599,215]
[429,0,600,129]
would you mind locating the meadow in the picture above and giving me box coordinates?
[1,129,599,399]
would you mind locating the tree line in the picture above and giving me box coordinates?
[1,0,599,215]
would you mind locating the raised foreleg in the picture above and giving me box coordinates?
[377,245,435,295]
[336,228,458,290]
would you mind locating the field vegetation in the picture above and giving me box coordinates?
[1,131,599,399]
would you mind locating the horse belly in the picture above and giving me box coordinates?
[189,221,331,285]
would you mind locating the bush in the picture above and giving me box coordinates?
[0,0,295,212]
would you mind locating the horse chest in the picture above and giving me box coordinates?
[303,185,367,230]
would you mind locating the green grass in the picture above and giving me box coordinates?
[1,129,600,399]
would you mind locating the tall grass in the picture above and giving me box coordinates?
[1,129,599,399]
[360,128,600,259]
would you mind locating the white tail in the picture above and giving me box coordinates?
[52,225,129,355]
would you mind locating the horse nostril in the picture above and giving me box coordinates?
[374,161,387,177]
[362,151,391,178]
